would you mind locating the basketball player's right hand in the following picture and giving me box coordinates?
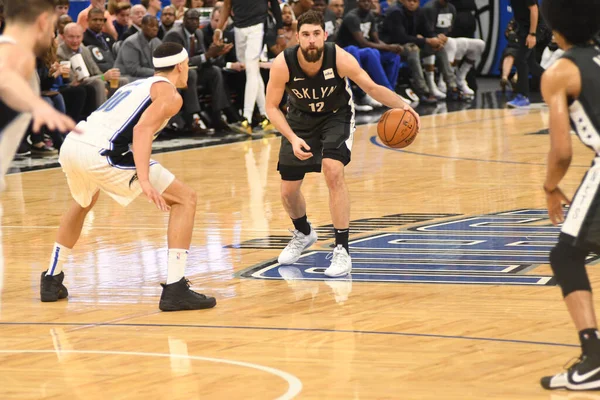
[403,105,421,132]
[546,187,570,226]
[140,181,170,212]
[291,137,313,160]
[32,100,79,134]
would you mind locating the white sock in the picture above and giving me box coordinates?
[425,70,436,90]
[167,249,188,284]
[47,242,71,276]
[458,61,473,82]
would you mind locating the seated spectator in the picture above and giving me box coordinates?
[421,0,484,97]
[381,0,455,103]
[329,0,344,23]
[290,0,313,19]
[158,5,177,40]
[77,0,118,40]
[141,0,162,17]
[186,0,204,8]
[164,8,236,132]
[337,0,403,107]
[56,14,73,44]
[171,0,187,20]
[115,15,162,80]
[265,3,297,59]
[55,0,69,17]
[313,0,339,42]
[59,23,126,109]
[84,8,118,72]
[122,4,147,41]
[112,2,131,41]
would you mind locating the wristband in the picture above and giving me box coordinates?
[101,74,105,81]
[529,32,536,36]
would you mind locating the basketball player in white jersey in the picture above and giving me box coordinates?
[40,42,217,312]
[0,0,77,191]
[266,11,420,277]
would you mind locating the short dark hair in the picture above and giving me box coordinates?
[88,7,104,18]
[140,0,150,8]
[141,14,157,26]
[5,0,54,23]
[54,0,69,6]
[153,42,185,72]
[115,2,131,13]
[297,10,325,31]
[541,0,600,46]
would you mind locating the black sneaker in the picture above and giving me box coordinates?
[159,277,216,311]
[541,354,600,390]
[40,270,69,302]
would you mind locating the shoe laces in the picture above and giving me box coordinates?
[564,355,584,371]
[326,245,349,263]
[286,229,309,252]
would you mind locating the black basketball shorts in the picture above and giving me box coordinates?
[277,105,355,181]
[560,163,600,252]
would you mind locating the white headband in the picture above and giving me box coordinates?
[153,49,188,68]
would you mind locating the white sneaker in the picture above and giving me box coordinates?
[278,228,318,265]
[458,80,475,96]
[363,94,383,108]
[437,78,447,94]
[430,86,447,100]
[354,103,373,112]
[324,245,352,277]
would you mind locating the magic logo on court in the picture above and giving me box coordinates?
[232,209,599,286]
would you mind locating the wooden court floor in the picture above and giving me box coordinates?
[1,107,599,399]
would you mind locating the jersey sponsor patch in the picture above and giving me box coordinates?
[436,13,453,28]
[323,68,335,80]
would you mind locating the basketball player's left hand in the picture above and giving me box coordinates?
[546,187,570,225]
[141,181,170,212]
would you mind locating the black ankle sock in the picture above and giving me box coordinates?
[579,328,600,355]
[335,228,349,253]
[292,215,311,235]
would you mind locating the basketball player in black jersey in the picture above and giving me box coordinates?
[266,11,420,277]
[538,0,600,391]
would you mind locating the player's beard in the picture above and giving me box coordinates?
[301,45,324,63]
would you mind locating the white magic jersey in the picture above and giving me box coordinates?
[68,76,172,157]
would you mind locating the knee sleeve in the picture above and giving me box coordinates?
[550,241,591,297]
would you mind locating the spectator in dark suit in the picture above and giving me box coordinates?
[83,8,116,73]
[115,15,162,80]
[112,2,131,41]
[122,4,146,41]
[164,8,237,131]
[158,5,177,40]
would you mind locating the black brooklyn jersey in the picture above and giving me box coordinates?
[562,45,600,155]
[283,43,352,114]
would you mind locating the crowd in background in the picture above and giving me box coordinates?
[0,0,556,159]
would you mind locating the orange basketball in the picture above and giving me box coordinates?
[377,109,419,149]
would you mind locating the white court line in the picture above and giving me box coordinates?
[0,349,303,400]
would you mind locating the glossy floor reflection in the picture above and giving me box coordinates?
[1,106,596,399]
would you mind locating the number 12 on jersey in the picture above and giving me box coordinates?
[309,102,324,112]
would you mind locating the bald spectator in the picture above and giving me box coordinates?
[115,15,162,79]
[112,2,131,41]
[77,0,118,40]
[158,5,176,40]
[141,0,162,17]
[58,23,125,108]
[55,0,70,16]
[122,4,146,40]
